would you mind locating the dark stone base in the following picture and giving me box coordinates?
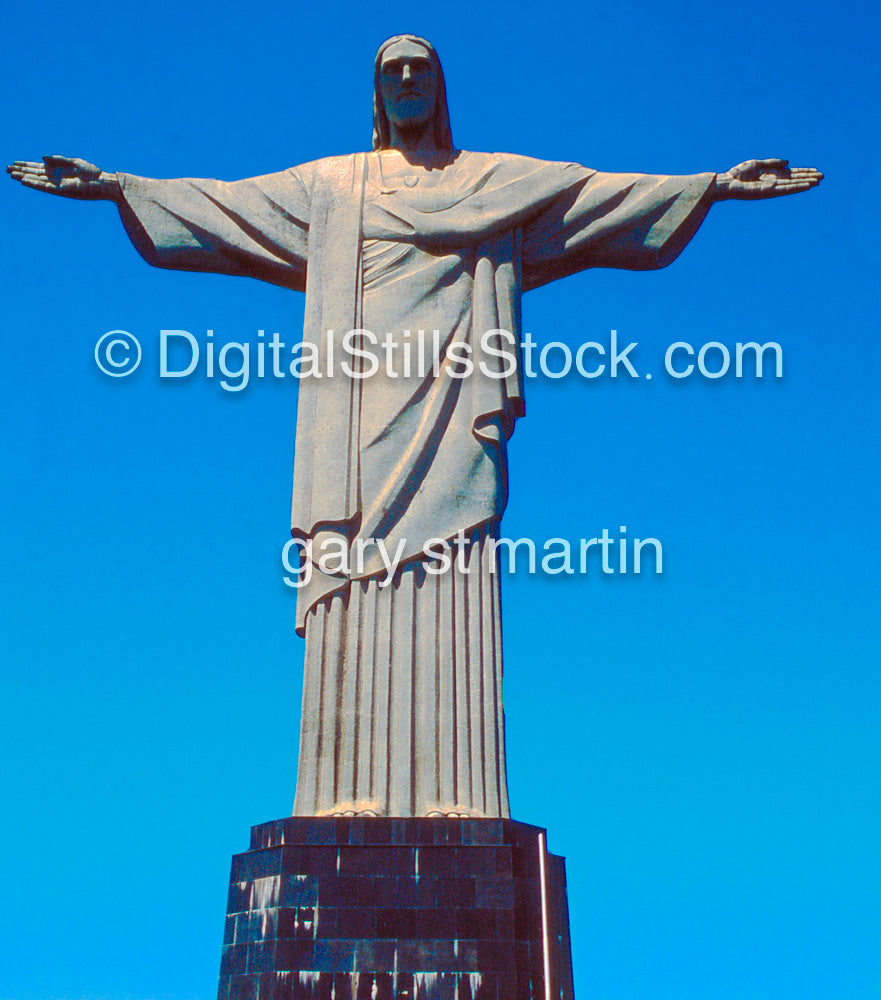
[217,816,575,999]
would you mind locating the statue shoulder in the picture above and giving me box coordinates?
[485,150,592,171]
[286,152,368,183]
[460,150,595,185]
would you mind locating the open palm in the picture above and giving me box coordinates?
[718,158,823,200]
[6,155,112,200]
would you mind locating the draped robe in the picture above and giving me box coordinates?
[116,151,714,817]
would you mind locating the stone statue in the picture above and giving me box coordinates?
[8,35,821,822]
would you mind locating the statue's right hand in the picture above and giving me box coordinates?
[6,155,119,200]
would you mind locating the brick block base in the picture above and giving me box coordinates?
[217,817,575,999]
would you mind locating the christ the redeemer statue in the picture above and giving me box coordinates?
[9,35,821,821]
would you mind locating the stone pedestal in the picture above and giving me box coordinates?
[217,816,574,999]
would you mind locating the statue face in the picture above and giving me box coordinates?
[379,39,439,132]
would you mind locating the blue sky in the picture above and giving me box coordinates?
[2,1,878,998]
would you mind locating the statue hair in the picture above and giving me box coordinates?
[372,35,454,151]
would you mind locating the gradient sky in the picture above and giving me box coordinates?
[2,2,879,998]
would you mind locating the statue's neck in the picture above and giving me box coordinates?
[387,123,444,164]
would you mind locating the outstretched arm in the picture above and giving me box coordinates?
[712,158,823,200]
[522,154,823,287]
[7,153,313,292]
[7,155,121,201]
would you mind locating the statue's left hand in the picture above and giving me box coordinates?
[714,159,823,200]
[6,155,120,200]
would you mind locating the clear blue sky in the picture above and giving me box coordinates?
[2,1,878,998]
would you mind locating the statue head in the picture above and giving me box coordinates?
[372,35,454,151]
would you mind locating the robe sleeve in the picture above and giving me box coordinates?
[115,168,312,292]
[521,169,716,290]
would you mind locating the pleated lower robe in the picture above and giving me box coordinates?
[293,525,509,818]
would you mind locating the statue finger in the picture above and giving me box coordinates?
[21,176,60,194]
[9,167,47,181]
[781,174,821,185]
[9,162,46,174]
[767,181,814,195]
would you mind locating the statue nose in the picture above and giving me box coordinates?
[401,63,412,83]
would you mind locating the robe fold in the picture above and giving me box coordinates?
[117,151,714,816]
